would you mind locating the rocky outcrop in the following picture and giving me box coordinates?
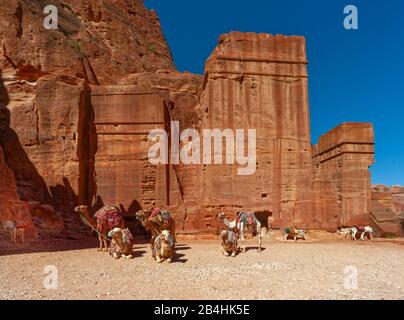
[195,32,314,231]
[0,0,174,84]
[87,71,202,227]
[0,0,175,237]
[0,145,36,237]
[371,185,404,236]
[313,123,375,227]
[0,1,396,237]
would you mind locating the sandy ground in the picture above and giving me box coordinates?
[1,238,404,300]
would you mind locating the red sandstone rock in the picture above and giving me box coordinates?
[0,145,36,237]
[0,0,174,84]
[0,0,392,237]
[313,123,375,227]
[0,0,176,236]
[371,185,404,236]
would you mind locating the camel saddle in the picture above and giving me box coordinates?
[149,208,171,223]
[94,206,123,230]
[236,211,256,226]
[227,230,238,244]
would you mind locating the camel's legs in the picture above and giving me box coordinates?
[98,235,103,251]
[257,232,263,251]
[10,230,16,244]
[103,238,108,251]
[168,250,174,263]
[256,222,263,252]
[172,223,176,243]
[21,229,25,244]
[150,234,157,258]
[239,223,246,253]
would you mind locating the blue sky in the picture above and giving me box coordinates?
[145,0,404,185]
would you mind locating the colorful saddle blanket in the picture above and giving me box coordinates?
[150,207,161,219]
[149,208,171,223]
[236,211,256,226]
[109,229,134,256]
[285,227,305,236]
[153,233,175,254]
[284,227,292,234]
[94,206,123,230]
[121,228,134,246]
[227,230,238,244]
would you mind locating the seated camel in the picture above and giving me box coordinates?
[220,229,238,257]
[218,210,263,253]
[1,220,26,244]
[75,205,125,251]
[108,228,135,259]
[284,227,305,241]
[153,230,175,263]
[135,208,176,256]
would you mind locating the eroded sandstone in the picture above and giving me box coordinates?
[0,1,401,238]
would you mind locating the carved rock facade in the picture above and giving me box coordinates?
[1,0,395,237]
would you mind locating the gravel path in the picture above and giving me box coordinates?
[1,239,403,300]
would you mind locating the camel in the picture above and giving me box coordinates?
[350,226,373,241]
[218,211,263,253]
[1,220,26,244]
[108,228,134,259]
[284,227,305,241]
[74,205,125,251]
[135,209,176,256]
[153,230,175,263]
[220,229,238,257]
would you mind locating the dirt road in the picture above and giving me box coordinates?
[1,239,403,300]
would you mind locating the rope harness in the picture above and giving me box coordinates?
[79,214,110,242]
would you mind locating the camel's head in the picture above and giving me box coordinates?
[135,210,146,220]
[161,230,173,244]
[108,227,122,239]
[74,205,88,214]
[217,212,226,221]
[109,227,133,245]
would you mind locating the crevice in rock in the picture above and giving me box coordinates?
[14,3,23,38]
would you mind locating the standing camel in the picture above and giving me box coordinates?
[135,209,176,256]
[218,211,263,252]
[75,205,125,251]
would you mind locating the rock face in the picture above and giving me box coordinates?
[0,0,175,237]
[0,145,36,237]
[312,123,375,227]
[0,0,389,237]
[86,33,375,234]
[196,33,314,231]
[0,0,174,84]
[371,185,404,236]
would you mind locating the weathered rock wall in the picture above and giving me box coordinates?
[0,0,175,236]
[195,32,316,231]
[371,185,404,235]
[313,123,375,226]
[0,145,36,237]
[0,0,174,84]
[87,71,202,228]
[0,1,388,237]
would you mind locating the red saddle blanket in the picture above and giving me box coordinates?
[149,207,161,220]
[94,206,123,230]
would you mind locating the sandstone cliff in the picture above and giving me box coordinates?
[0,0,176,238]
[371,185,404,236]
[0,1,391,238]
